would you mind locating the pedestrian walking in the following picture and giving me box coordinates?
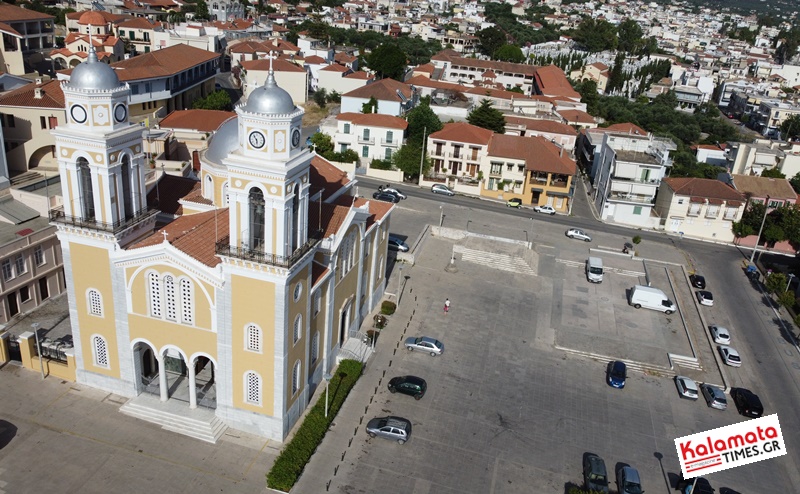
[444,298,450,314]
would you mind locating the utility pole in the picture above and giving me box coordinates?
[417,126,427,186]
[749,196,770,266]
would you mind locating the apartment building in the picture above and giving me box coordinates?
[327,112,407,164]
[428,122,493,179]
[0,2,55,75]
[340,78,418,116]
[241,58,307,104]
[726,140,783,176]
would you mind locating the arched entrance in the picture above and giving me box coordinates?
[133,343,217,409]
[339,299,352,346]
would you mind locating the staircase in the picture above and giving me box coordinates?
[120,394,227,444]
[10,171,45,188]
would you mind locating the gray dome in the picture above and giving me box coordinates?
[69,47,120,90]
[205,117,239,164]
[243,72,295,115]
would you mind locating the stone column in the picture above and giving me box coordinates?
[157,354,168,402]
[188,359,197,409]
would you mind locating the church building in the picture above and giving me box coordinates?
[51,47,393,441]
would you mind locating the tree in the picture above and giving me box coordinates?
[766,272,788,295]
[495,44,524,63]
[780,114,800,141]
[467,99,505,134]
[777,290,797,310]
[405,101,443,146]
[194,0,210,20]
[790,172,800,193]
[192,90,232,111]
[761,168,786,179]
[574,79,599,115]
[362,96,378,114]
[312,88,327,108]
[617,19,643,54]
[572,18,618,52]
[606,52,625,94]
[391,141,430,177]
[476,27,506,57]
[310,132,334,156]
[366,43,407,81]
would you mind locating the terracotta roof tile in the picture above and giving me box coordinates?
[0,21,20,37]
[336,112,408,130]
[662,177,745,202]
[320,63,349,73]
[310,155,351,201]
[158,109,236,132]
[240,58,305,72]
[464,86,531,100]
[118,17,159,29]
[108,44,219,81]
[304,55,327,64]
[311,261,330,288]
[0,79,64,109]
[308,201,350,237]
[731,174,799,201]
[0,3,53,21]
[488,134,576,175]
[405,75,464,93]
[130,209,229,267]
[344,71,372,80]
[603,122,647,135]
[430,122,493,145]
[342,78,413,101]
[558,109,596,124]
[535,65,581,100]
[520,118,577,135]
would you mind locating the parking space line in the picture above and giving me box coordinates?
[556,259,644,277]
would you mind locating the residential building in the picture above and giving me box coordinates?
[726,140,782,176]
[151,22,227,54]
[0,2,55,75]
[693,143,727,167]
[569,62,610,93]
[430,50,539,95]
[317,64,374,96]
[209,0,246,22]
[428,122,493,178]
[116,17,162,55]
[340,78,418,116]
[654,177,745,242]
[325,112,407,164]
[577,123,647,176]
[592,132,678,227]
[241,58,308,104]
[753,99,800,137]
[51,47,393,442]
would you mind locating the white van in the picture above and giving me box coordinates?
[629,285,677,314]
[586,257,604,283]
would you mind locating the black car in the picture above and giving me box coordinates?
[690,274,706,289]
[388,375,427,400]
[731,388,764,418]
[582,453,609,493]
[372,191,400,203]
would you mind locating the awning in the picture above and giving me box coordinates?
[529,187,544,192]
[547,191,572,197]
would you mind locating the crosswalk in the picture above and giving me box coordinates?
[556,259,644,277]
[455,246,537,275]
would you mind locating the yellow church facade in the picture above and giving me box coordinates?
[51,49,392,441]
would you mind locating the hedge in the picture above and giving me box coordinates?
[266,359,363,491]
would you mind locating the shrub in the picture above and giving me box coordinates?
[381,300,397,315]
[370,158,393,170]
[266,359,363,491]
[632,235,642,244]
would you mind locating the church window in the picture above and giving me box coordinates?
[311,332,319,364]
[92,335,109,368]
[248,188,265,250]
[164,275,177,321]
[245,371,261,405]
[121,156,133,221]
[87,289,103,316]
[222,182,229,206]
[180,278,193,324]
[77,158,95,221]
[293,314,302,344]
[245,324,261,352]
[293,282,302,302]
[313,291,321,316]
[148,272,162,317]
[205,175,213,201]
[292,360,301,395]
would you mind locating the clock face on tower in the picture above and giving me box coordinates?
[249,130,265,149]
[70,105,87,124]
[114,104,127,123]
[291,128,301,148]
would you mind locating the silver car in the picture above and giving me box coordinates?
[404,336,444,356]
[710,325,731,344]
[719,345,741,367]
[366,416,412,444]
[701,383,727,410]
[675,375,699,400]
[566,228,592,242]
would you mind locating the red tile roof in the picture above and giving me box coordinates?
[405,74,464,92]
[158,109,235,132]
[342,78,413,101]
[130,208,229,267]
[107,44,219,81]
[558,109,596,124]
[320,63,349,73]
[240,58,305,72]
[430,122,494,145]
[0,79,64,109]
[311,261,330,288]
[310,155,351,201]
[488,134,577,175]
[535,65,581,100]
[304,55,327,64]
[147,175,202,215]
[521,118,578,136]
[604,122,647,135]
[336,112,408,130]
[0,21,20,37]
[0,3,53,21]
[662,178,745,203]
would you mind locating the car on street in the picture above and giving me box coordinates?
[372,191,400,203]
[674,375,699,400]
[710,325,731,344]
[690,274,706,289]
[388,235,409,252]
[366,416,412,444]
[582,453,609,493]
[616,466,643,494]
[696,290,714,306]
[506,197,523,208]
[731,388,763,418]
[566,228,592,242]
[718,345,741,367]
[533,205,556,215]
[379,186,407,199]
[701,383,727,410]
[431,184,455,196]
[676,475,715,494]
[607,360,627,388]
[404,336,444,356]
[388,375,427,400]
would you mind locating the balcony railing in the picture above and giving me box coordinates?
[49,206,158,234]
[608,193,654,204]
[357,136,375,144]
[687,208,701,217]
[215,230,323,268]
[381,139,399,147]
[612,176,661,185]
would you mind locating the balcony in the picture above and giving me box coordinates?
[381,139,400,148]
[687,207,701,217]
[607,193,654,204]
[49,206,158,234]
[215,230,323,268]
[612,176,661,186]
[357,136,375,145]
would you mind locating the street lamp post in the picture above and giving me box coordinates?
[32,322,44,379]
[787,273,795,292]
[417,126,427,186]
[749,196,771,266]
[397,266,404,303]
[439,203,443,227]
[324,373,333,418]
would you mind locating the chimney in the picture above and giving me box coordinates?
[34,88,43,99]
[35,77,43,85]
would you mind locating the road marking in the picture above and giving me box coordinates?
[556,259,644,277]
[455,246,536,275]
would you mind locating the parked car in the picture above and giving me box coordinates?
[616,466,643,494]
[696,290,714,306]
[404,336,444,356]
[431,184,455,196]
[365,416,412,444]
[675,375,699,400]
[372,191,400,203]
[718,345,741,367]
[534,205,556,215]
[676,475,715,494]
[690,274,706,289]
[388,235,409,252]
[701,383,727,410]
[388,375,427,400]
[731,388,763,418]
[379,186,407,199]
[710,325,731,344]
[566,228,592,242]
[506,197,523,208]
[582,453,610,494]
[607,360,627,388]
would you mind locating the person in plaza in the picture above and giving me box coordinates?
[444,298,450,313]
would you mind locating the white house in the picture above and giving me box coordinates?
[241,58,308,104]
[340,78,418,117]
[317,64,373,97]
[322,112,408,165]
